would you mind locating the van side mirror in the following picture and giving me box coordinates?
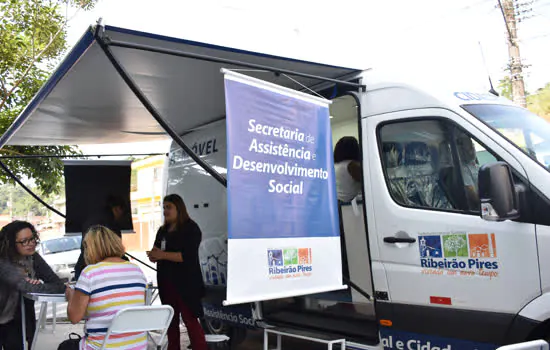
[478,162,520,222]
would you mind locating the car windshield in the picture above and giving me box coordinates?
[41,236,81,255]
[462,104,550,170]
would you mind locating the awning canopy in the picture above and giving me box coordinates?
[3,24,362,146]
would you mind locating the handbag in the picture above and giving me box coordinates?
[57,332,82,350]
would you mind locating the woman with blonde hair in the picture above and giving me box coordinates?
[62,225,147,350]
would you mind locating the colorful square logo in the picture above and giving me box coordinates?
[298,248,312,264]
[418,235,442,258]
[267,249,283,266]
[468,233,497,258]
[283,248,298,265]
[442,234,468,257]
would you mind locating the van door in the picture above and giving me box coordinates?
[364,108,540,345]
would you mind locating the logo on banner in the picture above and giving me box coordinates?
[419,233,499,279]
[268,248,312,279]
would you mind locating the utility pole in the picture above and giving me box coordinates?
[498,0,528,107]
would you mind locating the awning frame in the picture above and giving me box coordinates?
[0,21,365,189]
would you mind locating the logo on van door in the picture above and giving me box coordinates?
[419,233,499,278]
[267,248,312,279]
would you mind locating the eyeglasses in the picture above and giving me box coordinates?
[16,236,40,246]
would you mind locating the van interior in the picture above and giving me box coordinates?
[260,94,380,345]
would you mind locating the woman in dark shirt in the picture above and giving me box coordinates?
[147,194,207,350]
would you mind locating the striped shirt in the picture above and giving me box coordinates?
[75,261,147,350]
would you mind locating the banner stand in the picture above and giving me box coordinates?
[222,69,346,306]
[223,284,348,307]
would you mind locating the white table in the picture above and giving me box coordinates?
[21,293,66,350]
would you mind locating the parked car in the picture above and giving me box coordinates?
[37,236,81,282]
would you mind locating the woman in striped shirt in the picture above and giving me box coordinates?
[64,225,148,350]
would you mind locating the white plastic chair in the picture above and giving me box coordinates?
[99,305,174,350]
[496,340,549,350]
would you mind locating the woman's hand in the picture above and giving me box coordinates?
[25,278,41,285]
[65,286,74,301]
[147,247,164,262]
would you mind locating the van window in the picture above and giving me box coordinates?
[378,119,496,213]
[462,104,550,170]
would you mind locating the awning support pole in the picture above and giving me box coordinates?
[95,31,228,187]
[104,39,366,91]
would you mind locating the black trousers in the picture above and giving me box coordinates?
[338,201,350,282]
[0,298,36,350]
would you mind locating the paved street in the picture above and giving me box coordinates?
[32,321,329,350]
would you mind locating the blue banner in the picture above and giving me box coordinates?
[225,77,339,240]
[223,71,344,305]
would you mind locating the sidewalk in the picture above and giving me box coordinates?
[33,321,189,350]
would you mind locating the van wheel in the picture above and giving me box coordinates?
[200,318,247,347]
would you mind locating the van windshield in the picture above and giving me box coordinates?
[462,104,550,170]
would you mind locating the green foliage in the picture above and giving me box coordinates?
[0,183,58,218]
[0,0,97,194]
[528,83,550,121]
[498,76,550,122]
[498,76,513,101]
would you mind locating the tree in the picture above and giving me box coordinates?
[0,183,57,218]
[500,77,550,122]
[0,0,97,194]
[499,76,513,101]
[527,83,550,121]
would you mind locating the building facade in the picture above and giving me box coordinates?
[123,155,166,252]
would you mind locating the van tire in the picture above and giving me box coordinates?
[200,317,247,347]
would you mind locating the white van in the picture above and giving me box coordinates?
[165,71,550,349]
[4,24,550,350]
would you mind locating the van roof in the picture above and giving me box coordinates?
[2,24,362,147]
[360,70,516,117]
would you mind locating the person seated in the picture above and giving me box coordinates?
[0,221,65,350]
[456,134,480,210]
[334,136,362,203]
[63,225,147,350]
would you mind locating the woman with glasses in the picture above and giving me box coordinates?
[0,220,65,350]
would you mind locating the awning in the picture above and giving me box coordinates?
[2,24,362,146]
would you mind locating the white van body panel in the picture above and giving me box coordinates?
[359,70,517,118]
[519,293,550,322]
[536,226,550,294]
[365,106,540,313]
[342,203,373,301]
[167,120,229,287]
[360,72,550,317]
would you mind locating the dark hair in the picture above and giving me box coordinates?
[334,136,361,163]
[0,221,39,261]
[106,195,126,210]
[163,194,189,229]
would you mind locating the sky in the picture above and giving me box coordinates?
[62,0,550,155]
